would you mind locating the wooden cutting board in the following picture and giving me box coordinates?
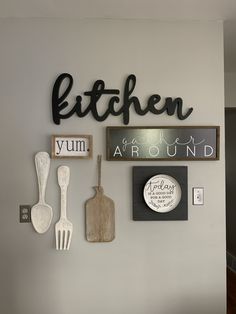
[85,155,115,242]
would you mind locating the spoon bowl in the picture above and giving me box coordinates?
[31,203,53,234]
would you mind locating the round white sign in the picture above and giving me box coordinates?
[143,174,182,213]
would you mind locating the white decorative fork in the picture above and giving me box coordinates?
[55,166,73,250]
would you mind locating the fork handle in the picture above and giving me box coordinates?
[58,166,70,219]
[60,185,68,219]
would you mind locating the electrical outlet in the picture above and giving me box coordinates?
[192,188,204,205]
[19,205,31,223]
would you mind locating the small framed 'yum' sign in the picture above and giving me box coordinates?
[51,135,92,159]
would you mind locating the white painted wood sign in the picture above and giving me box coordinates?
[52,135,92,159]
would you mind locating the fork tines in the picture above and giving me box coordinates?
[55,229,72,250]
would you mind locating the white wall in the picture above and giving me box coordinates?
[0,19,226,314]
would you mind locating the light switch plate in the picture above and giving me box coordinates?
[192,188,204,205]
[19,205,31,223]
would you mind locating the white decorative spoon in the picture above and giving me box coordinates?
[31,152,53,234]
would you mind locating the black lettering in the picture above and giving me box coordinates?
[51,73,193,125]
[165,97,193,120]
[76,140,86,152]
[108,96,120,115]
[122,74,147,124]
[66,140,75,152]
[84,80,120,121]
[56,140,64,155]
[52,73,74,125]
[147,94,162,114]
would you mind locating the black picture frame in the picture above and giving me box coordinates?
[133,166,188,221]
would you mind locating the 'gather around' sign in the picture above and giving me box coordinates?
[106,126,219,161]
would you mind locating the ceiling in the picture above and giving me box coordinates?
[0,0,236,71]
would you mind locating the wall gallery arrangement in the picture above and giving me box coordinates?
[20,72,220,251]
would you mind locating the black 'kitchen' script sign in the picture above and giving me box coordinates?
[52,73,193,125]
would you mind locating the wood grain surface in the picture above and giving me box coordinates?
[85,186,115,242]
[85,155,115,242]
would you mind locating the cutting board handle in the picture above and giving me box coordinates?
[97,155,102,187]
[94,186,104,194]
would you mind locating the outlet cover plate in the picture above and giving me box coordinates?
[19,205,31,223]
[192,187,204,205]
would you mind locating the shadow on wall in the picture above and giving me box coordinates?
[160,295,225,314]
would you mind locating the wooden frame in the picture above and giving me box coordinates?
[106,126,220,161]
[51,135,93,159]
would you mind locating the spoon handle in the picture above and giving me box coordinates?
[35,152,50,203]
[58,166,70,219]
